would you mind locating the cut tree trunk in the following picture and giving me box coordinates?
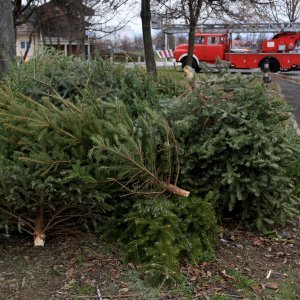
[33,206,45,246]
[165,183,190,197]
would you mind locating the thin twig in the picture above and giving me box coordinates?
[0,207,35,231]
[43,201,75,232]
[96,286,102,300]
[45,214,82,232]
[70,294,142,299]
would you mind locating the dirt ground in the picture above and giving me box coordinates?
[0,221,299,300]
[184,223,300,300]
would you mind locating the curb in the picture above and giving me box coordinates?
[274,80,300,137]
[273,73,300,85]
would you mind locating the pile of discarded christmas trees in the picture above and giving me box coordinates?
[0,49,299,285]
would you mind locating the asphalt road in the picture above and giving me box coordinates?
[274,78,300,126]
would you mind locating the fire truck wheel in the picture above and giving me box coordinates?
[181,58,200,72]
[260,58,280,73]
[192,59,200,72]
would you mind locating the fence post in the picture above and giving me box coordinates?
[262,59,271,85]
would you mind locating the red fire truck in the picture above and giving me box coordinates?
[173,31,300,72]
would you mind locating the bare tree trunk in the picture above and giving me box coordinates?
[80,13,86,59]
[186,21,196,66]
[23,32,33,62]
[0,0,16,78]
[186,0,203,68]
[141,0,157,78]
[34,206,45,246]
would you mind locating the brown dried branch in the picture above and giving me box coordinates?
[0,207,35,231]
[43,201,76,232]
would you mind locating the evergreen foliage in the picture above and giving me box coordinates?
[287,150,300,197]
[163,73,300,230]
[0,164,111,235]
[0,49,190,242]
[119,194,217,286]
[7,48,185,107]
[0,49,299,286]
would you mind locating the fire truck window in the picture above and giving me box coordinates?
[208,37,218,44]
[195,37,204,44]
[296,42,300,53]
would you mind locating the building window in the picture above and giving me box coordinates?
[20,41,31,50]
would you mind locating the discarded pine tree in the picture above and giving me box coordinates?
[0,51,190,247]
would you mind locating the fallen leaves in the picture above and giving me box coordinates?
[188,226,300,299]
[1,227,299,299]
[220,270,235,280]
[66,267,74,278]
[263,282,279,290]
[185,263,214,282]
[252,237,263,246]
[118,287,129,294]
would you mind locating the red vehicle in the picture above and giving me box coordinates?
[173,32,300,72]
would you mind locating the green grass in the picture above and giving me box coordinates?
[75,254,84,263]
[262,270,300,300]
[227,269,256,290]
[52,267,66,277]
[158,68,186,81]
[119,269,160,299]
[72,284,95,297]
[165,275,195,300]
[129,51,144,56]
[223,269,257,299]
[277,273,300,300]
[211,295,234,300]
[215,269,300,300]
[117,268,195,299]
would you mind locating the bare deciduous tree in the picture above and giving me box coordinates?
[133,35,144,51]
[87,0,136,37]
[120,36,133,51]
[11,0,134,58]
[153,31,175,50]
[13,0,38,27]
[176,34,188,44]
[153,0,272,69]
[209,0,273,23]
[269,0,300,22]
[154,0,207,68]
